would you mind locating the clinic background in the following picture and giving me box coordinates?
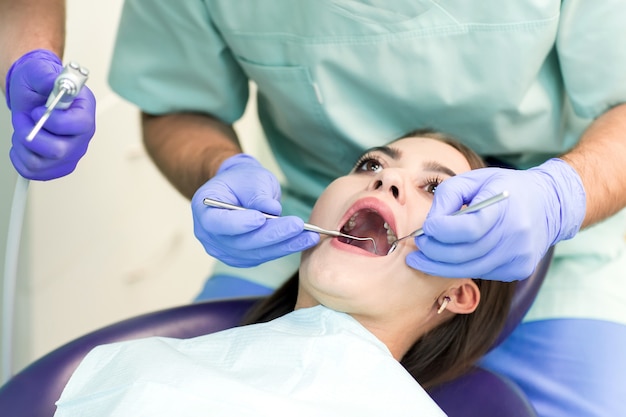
[0,0,280,375]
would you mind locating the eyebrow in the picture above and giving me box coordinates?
[362,145,457,177]
[363,145,401,160]
[422,161,457,177]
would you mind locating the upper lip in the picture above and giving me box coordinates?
[338,196,397,236]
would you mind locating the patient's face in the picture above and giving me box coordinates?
[298,137,472,322]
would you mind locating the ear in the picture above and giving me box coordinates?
[444,279,480,314]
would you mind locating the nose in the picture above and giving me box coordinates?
[370,169,406,204]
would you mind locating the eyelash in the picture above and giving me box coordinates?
[422,176,443,194]
[352,154,444,194]
[353,153,383,174]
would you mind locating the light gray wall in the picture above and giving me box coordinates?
[1,0,279,378]
[0,0,281,379]
[1,0,211,376]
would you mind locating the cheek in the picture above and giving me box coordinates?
[308,200,328,225]
[300,247,338,285]
[300,247,381,302]
[308,179,352,224]
[383,270,450,306]
[308,192,334,225]
[402,195,433,233]
[414,205,430,225]
[418,190,436,210]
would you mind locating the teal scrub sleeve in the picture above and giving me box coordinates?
[108,0,249,123]
[557,0,626,118]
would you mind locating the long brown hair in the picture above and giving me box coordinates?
[242,129,516,390]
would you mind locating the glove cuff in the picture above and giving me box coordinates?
[5,49,62,109]
[535,158,587,244]
[216,153,261,175]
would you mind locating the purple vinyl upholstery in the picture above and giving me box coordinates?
[0,298,259,417]
[429,366,537,417]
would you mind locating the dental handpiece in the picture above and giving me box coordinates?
[26,61,90,141]
[3,61,89,384]
[386,191,510,255]
[202,198,378,251]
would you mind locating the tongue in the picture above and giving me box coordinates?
[339,210,391,256]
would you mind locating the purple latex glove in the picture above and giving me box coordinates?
[191,154,319,267]
[6,49,96,180]
[407,158,586,281]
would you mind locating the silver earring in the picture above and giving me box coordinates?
[437,296,451,314]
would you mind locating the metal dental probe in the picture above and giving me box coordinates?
[26,62,90,141]
[203,198,378,253]
[386,191,510,255]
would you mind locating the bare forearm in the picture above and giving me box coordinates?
[561,102,626,228]
[142,112,242,199]
[0,0,65,91]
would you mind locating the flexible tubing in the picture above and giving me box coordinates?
[2,175,30,384]
[1,62,87,385]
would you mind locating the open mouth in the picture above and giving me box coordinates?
[338,209,397,256]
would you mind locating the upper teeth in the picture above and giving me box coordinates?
[384,222,397,244]
[344,212,358,231]
[343,212,397,244]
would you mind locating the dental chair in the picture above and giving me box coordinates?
[0,249,552,417]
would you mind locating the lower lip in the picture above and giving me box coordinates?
[329,237,379,257]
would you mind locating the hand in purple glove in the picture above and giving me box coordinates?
[191,154,320,267]
[407,158,586,281]
[6,49,96,180]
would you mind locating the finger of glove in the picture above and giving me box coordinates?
[204,158,283,216]
[227,218,319,251]
[196,214,319,267]
[9,145,41,178]
[9,60,62,111]
[9,145,75,180]
[414,223,502,264]
[29,86,97,137]
[195,199,317,242]
[211,232,320,268]
[423,171,507,243]
[421,203,503,244]
[426,186,469,220]
[199,180,283,219]
[478,250,545,281]
[11,116,89,161]
[191,179,281,235]
[406,251,521,281]
[196,204,309,247]
[232,231,318,262]
[426,172,492,218]
[223,172,282,216]
[196,208,269,238]
[429,166,515,212]
[406,236,536,281]
[237,190,282,217]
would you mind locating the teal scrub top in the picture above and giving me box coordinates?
[109,0,626,324]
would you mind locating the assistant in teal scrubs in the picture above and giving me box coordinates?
[108,1,626,415]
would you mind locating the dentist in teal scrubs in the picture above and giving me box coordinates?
[109,1,626,415]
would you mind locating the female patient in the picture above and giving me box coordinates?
[54,131,515,416]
